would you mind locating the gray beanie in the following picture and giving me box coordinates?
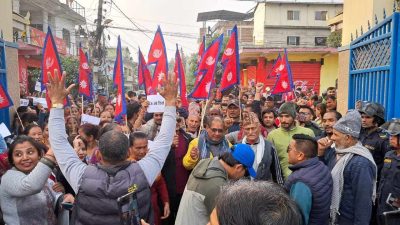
[278,102,297,118]
[333,110,361,138]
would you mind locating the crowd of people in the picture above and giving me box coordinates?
[0,70,399,225]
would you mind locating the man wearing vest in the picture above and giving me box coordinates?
[376,119,400,225]
[285,134,333,225]
[47,70,178,225]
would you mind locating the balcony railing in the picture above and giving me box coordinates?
[62,0,85,18]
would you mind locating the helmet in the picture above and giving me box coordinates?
[380,119,400,136]
[359,102,385,121]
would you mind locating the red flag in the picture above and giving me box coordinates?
[148,26,168,95]
[270,49,294,94]
[282,91,296,102]
[174,45,189,108]
[78,45,92,99]
[41,26,64,107]
[197,36,205,64]
[220,25,240,91]
[256,57,268,86]
[189,34,223,100]
[138,49,152,95]
[113,36,127,122]
[0,82,13,109]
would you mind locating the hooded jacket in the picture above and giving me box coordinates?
[175,158,228,225]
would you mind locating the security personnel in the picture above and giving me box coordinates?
[377,119,400,225]
[359,102,390,178]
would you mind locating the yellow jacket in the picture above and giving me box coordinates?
[182,138,232,170]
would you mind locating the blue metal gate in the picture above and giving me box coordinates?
[0,39,10,127]
[349,12,400,120]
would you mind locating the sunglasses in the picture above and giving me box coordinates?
[210,128,224,133]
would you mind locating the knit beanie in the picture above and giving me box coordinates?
[278,102,297,118]
[333,110,361,138]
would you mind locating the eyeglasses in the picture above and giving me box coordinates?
[210,128,224,133]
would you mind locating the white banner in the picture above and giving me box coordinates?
[147,94,165,113]
[81,114,101,126]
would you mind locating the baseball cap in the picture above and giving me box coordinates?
[227,99,240,108]
[232,144,257,178]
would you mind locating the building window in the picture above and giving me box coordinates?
[62,28,71,48]
[315,11,328,21]
[287,11,300,20]
[227,29,232,36]
[31,24,43,31]
[315,37,327,46]
[287,36,300,46]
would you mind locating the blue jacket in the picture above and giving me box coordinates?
[338,155,376,225]
[285,157,333,225]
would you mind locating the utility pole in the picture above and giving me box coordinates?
[95,0,104,53]
[93,0,104,96]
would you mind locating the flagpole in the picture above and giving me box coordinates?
[238,85,242,123]
[13,106,25,131]
[81,95,84,115]
[93,97,96,117]
[199,99,209,134]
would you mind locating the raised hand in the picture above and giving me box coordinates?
[46,69,75,105]
[317,137,333,156]
[158,71,178,106]
[256,83,264,93]
[190,146,199,160]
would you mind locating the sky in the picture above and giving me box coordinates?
[78,0,256,60]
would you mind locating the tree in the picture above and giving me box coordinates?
[327,31,342,48]
[61,56,79,95]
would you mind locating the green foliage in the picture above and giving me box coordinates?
[186,53,198,92]
[61,56,79,87]
[327,31,342,48]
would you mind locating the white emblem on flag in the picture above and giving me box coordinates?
[227,72,233,81]
[82,62,89,70]
[205,82,211,93]
[117,94,122,105]
[46,57,54,69]
[281,81,288,89]
[206,56,215,66]
[0,95,4,104]
[275,64,285,73]
[224,48,234,56]
[158,72,165,81]
[153,49,162,59]
[80,80,87,89]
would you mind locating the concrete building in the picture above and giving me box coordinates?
[12,0,86,96]
[105,47,137,93]
[0,0,19,126]
[197,10,254,46]
[241,0,343,93]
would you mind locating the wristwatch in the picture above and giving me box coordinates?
[51,103,64,109]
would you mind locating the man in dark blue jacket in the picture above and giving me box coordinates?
[330,110,377,225]
[285,134,333,225]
